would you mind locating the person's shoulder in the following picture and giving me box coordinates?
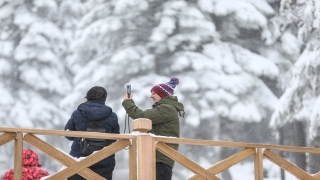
[105,110,118,121]
[110,112,118,118]
[103,105,116,115]
[71,109,82,116]
[157,103,175,111]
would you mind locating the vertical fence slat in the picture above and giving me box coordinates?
[14,133,23,180]
[152,138,156,180]
[254,148,263,180]
[137,135,155,180]
[129,136,137,180]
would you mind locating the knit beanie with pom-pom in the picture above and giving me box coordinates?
[150,77,179,98]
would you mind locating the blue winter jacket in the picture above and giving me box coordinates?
[64,100,120,165]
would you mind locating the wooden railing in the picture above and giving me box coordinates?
[1,118,320,180]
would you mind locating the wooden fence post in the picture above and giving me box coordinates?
[129,136,137,180]
[254,148,263,180]
[132,118,155,180]
[14,133,23,180]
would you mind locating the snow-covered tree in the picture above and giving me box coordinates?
[59,0,286,179]
[270,0,320,174]
[0,0,77,174]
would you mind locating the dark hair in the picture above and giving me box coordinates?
[86,86,107,102]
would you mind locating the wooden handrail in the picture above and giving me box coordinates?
[153,136,320,154]
[0,126,136,139]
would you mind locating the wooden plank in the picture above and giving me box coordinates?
[0,127,135,140]
[129,136,137,180]
[152,138,156,180]
[23,133,104,180]
[132,118,152,132]
[263,149,315,179]
[154,137,320,154]
[14,133,23,180]
[157,142,220,180]
[0,132,16,146]
[137,135,155,180]
[46,139,130,180]
[254,148,263,180]
[313,172,320,179]
[189,148,256,180]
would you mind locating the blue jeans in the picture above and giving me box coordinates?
[156,162,172,180]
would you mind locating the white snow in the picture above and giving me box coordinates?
[202,43,243,74]
[310,96,320,139]
[0,41,13,56]
[114,0,148,15]
[150,16,176,42]
[14,6,38,30]
[281,32,302,57]
[233,45,280,79]
[0,83,14,106]
[212,0,268,29]
[0,58,12,75]
[185,103,201,126]
[170,51,221,72]
[229,101,262,122]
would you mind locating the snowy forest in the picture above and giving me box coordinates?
[0,0,319,179]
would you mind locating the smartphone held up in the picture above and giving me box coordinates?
[126,85,131,98]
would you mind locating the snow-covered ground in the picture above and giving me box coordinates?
[111,159,297,180]
[228,160,296,180]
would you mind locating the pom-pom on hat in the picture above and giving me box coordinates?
[151,77,179,98]
[86,86,107,102]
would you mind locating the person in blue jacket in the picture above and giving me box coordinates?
[64,86,120,180]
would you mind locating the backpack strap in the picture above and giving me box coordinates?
[89,119,106,128]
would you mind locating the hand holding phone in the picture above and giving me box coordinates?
[126,85,131,98]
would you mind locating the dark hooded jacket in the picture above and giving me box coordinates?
[3,149,49,180]
[122,96,184,168]
[64,100,119,165]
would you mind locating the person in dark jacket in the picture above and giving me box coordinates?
[122,77,184,180]
[64,86,120,180]
[3,149,49,180]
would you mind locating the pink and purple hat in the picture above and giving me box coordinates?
[150,77,179,98]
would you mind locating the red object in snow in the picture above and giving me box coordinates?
[3,149,49,180]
